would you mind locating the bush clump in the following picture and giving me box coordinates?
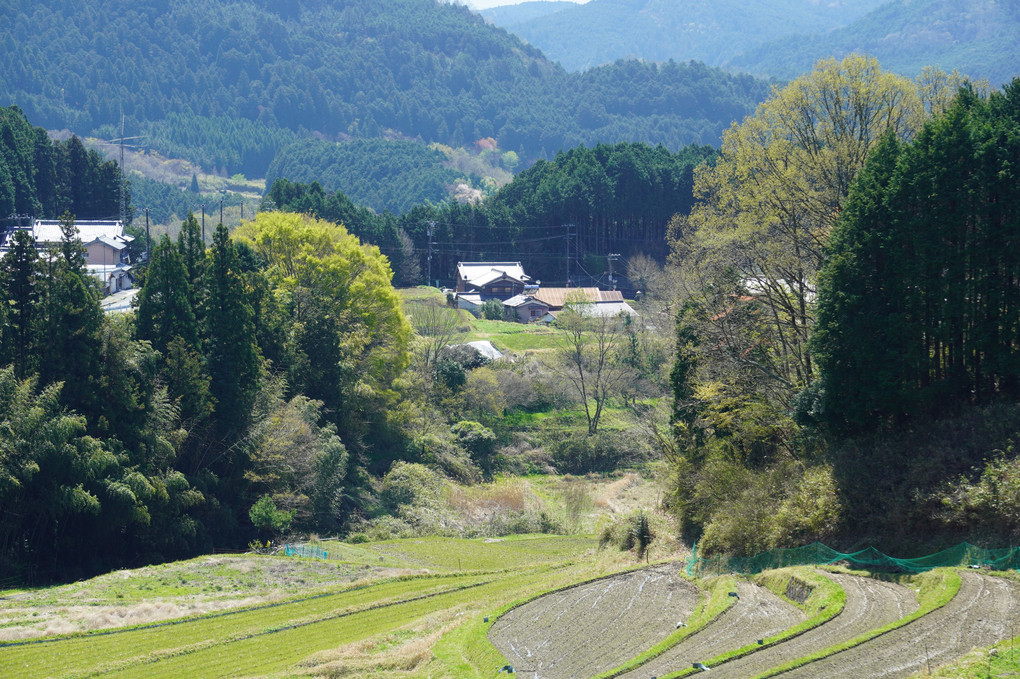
[552,430,651,474]
[374,462,459,536]
[599,510,655,560]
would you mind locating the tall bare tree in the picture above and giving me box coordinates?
[406,299,464,375]
[551,303,631,434]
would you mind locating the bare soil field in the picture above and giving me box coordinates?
[488,564,700,678]
[706,572,918,677]
[616,578,805,679]
[779,571,1020,679]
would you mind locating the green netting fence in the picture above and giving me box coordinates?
[284,543,329,560]
[687,541,1020,577]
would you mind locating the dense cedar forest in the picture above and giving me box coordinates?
[265,138,468,214]
[0,107,125,220]
[264,141,717,286]
[0,0,771,178]
[813,87,1020,431]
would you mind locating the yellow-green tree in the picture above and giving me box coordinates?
[672,55,924,406]
[235,212,411,443]
[664,56,961,553]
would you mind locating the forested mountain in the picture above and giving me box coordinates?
[266,139,469,214]
[265,141,716,286]
[480,0,885,72]
[481,0,1016,87]
[479,1,578,26]
[0,0,770,180]
[0,107,124,220]
[729,0,1020,87]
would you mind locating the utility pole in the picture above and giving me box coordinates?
[607,253,621,290]
[201,204,206,242]
[97,119,142,226]
[426,220,435,287]
[564,223,574,287]
[119,114,126,225]
[144,208,150,262]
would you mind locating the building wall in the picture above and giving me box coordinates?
[85,242,123,267]
[508,303,548,323]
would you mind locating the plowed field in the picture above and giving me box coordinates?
[490,567,1020,679]
[780,571,1020,679]
[488,564,700,678]
[706,572,918,678]
[616,578,804,679]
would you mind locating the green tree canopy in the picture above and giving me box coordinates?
[813,82,1020,430]
[234,212,411,445]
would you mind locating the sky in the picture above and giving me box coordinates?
[467,0,590,10]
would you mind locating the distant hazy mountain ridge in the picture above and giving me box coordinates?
[729,0,1020,87]
[481,0,886,71]
[482,0,1017,86]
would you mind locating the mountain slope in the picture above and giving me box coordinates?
[481,0,885,72]
[728,0,1020,86]
[479,0,578,25]
[0,0,771,178]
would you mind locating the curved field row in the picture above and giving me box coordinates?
[488,565,701,678]
[488,565,1020,679]
[705,572,918,678]
[778,571,1020,679]
[0,573,492,678]
[615,578,805,679]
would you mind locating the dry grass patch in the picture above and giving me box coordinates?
[299,607,467,677]
[0,598,267,641]
[446,478,538,522]
[594,472,642,512]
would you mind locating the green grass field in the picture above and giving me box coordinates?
[0,535,640,679]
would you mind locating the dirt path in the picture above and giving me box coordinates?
[705,572,918,678]
[488,564,700,679]
[616,579,806,679]
[778,571,1020,679]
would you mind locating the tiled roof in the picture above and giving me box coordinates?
[470,269,525,287]
[457,261,529,285]
[531,287,623,308]
[503,294,549,308]
[34,219,123,244]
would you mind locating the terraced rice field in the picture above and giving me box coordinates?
[489,565,701,677]
[781,571,1020,679]
[489,567,1020,679]
[0,535,611,679]
[5,538,1020,678]
[612,578,807,679]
